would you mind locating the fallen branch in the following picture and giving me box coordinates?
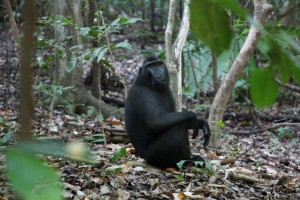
[275,78,300,94]
[220,158,236,166]
[224,112,300,123]
[236,140,268,160]
[229,123,300,135]
[228,172,264,184]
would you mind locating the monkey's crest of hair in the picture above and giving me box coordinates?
[142,55,160,65]
[142,56,167,70]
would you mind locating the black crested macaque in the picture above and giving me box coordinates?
[125,56,211,169]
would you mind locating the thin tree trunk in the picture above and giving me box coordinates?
[53,0,123,119]
[3,0,20,47]
[165,0,190,111]
[212,52,218,95]
[19,0,36,140]
[208,0,273,148]
[150,0,155,32]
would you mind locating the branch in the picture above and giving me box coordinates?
[165,0,177,67]
[3,0,20,47]
[228,172,264,184]
[173,0,191,60]
[275,78,300,94]
[229,122,300,135]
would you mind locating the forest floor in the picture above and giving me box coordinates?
[1,26,300,200]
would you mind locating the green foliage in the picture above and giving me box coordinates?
[85,133,106,143]
[111,16,143,26]
[6,149,62,200]
[177,160,214,175]
[105,166,123,175]
[36,15,140,70]
[6,141,93,199]
[34,83,73,107]
[187,0,300,109]
[13,141,95,163]
[276,127,293,138]
[250,66,279,107]
[216,120,225,129]
[0,117,14,144]
[226,145,238,157]
[1,131,13,144]
[250,33,299,107]
[267,38,296,83]
[190,0,234,55]
[112,147,127,162]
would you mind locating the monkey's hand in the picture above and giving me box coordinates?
[192,119,211,147]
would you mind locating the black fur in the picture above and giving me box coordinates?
[125,57,210,169]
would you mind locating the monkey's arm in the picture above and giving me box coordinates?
[144,111,197,133]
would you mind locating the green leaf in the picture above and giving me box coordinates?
[124,17,143,24]
[115,42,132,50]
[90,47,109,63]
[216,120,225,129]
[80,27,91,35]
[111,18,121,27]
[14,141,95,163]
[212,0,247,19]
[62,18,73,25]
[6,149,62,200]
[194,160,205,167]
[205,162,213,171]
[66,59,77,73]
[1,131,13,144]
[96,114,104,123]
[88,28,100,38]
[176,160,187,169]
[267,39,295,83]
[118,17,143,25]
[112,147,126,162]
[294,65,300,85]
[191,0,233,55]
[90,47,104,62]
[97,47,108,63]
[250,67,279,107]
[91,138,105,143]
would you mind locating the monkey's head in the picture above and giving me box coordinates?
[138,57,170,90]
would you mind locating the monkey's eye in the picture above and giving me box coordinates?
[146,70,152,80]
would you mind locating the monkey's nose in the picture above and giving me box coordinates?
[157,75,163,80]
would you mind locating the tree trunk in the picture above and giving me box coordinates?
[53,0,123,119]
[19,0,36,140]
[165,0,190,111]
[150,0,155,32]
[3,0,20,48]
[212,52,218,95]
[208,0,273,148]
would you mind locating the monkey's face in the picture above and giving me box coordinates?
[142,62,169,90]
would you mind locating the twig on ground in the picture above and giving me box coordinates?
[229,123,300,135]
[228,171,264,184]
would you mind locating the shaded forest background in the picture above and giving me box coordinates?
[0,0,300,199]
